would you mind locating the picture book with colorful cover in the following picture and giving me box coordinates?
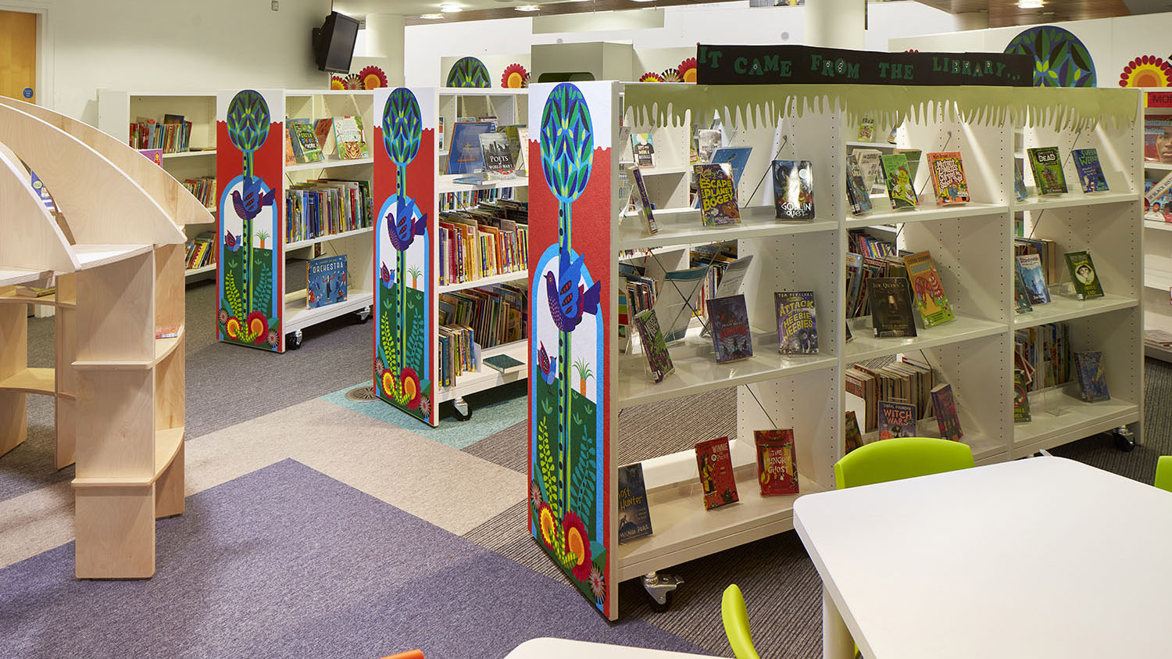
[771,160,815,220]
[695,436,739,510]
[695,163,740,226]
[1064,250,1104,300]
[868,277,917,338]
[478,132,515,179]
[880,153,919,209]
[1015,253,1051,304]
[711,147,752,189]
[633,308,674,383]
[857,117,875,141]
[877,400,917,440]
[1014,268,1034,313]
[844,411,864,454]
[482,353,525,374]
[754,429,799,496]
[1027,146,1068,195]
[618,463,653,543]
[930,383,964,441]
[332,115,367,160]
[774,291,818,354]
[631,167,658,235]
[446,121,495,174]
[845,154,873,215]
[306,255,348,309]
[1013,157,1029,201]
[1145,171,1172,221]
[631,132,656,168]
[903,250,955,328]
[1072,148,1108,193]
[288,118,323,163]
[926,151,970,206]
[706,294,753,363]
[1074,351,1110,402]
[284,127,295,165]
[1013,369,1031,422]
[1144,114,1172,163]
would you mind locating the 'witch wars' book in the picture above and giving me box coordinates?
[695,436,739,510]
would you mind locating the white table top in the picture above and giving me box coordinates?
[505,637,718,658]
[794,456,1172,659]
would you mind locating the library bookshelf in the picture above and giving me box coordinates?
[525,81,1143,620]
[1140,88,1172,362]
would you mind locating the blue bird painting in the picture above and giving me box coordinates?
[538,342,558,385]
[386,195,427,251]
[224,230,241,253]
[543,248,601,333]
[380,263,395,289]
[231,177,275,222]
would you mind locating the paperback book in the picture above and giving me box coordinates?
[755,429,799,496]
[844,411,864,454]
[482,353,525,374]
[877,400,917,440]
[880,153,919,209]
[926,151,970,205]
[771,159,815,220]
[288,118,323,163]
[711,147,752,189]
[446,121,495,175]
[903,250,955,328]
[774,291,818,354]
[852,148,884,193]
[695,436,739,510]
[1074,351,1110,402]
[618,463,653,543]
[306,255,348,309]
[631,132,656,168]
[707,294,753,363]
[478,132,515,179]
[1064,250,1104,300]
[695,163,740,226]
[333,115,368,160]
[1013,268,1034,313]
[857,117,876,141]
[1072,148,1108,193]
[633,309,674,383]
[1144,114,1172,163]
[1015,253,1051,304]
[697,129,721,163]
[314,118,335,156]
[631,167,658,234]
[1027,146,1068,195]
[930,383,964,441]
[1013,157,1029,201]
[1013,370,1032,422]
[868,277,917,338]
[845,154,873,215]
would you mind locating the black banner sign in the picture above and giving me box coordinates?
[696,44,1033,87]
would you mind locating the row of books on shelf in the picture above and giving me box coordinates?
[129,115,193,153]
[182,176,216,209]
[438,282,527,351]
[285,179,373,244]
[439,324,476,388]
[286,116,368,164]
[845,246,955,336]
[439,186,516,212]
[438,200,529,285]
[184,231,216,271]
[1014,352,1109,422]
[844,357,944,433]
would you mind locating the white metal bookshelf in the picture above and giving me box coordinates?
[1141,89,1172,361]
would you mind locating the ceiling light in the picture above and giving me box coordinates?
[515,4,540,10]
[439,3,463,12]
[630,0,656,3]
[1017,0,1043,8]
[420,12,445,19]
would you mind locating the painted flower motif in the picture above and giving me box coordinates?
[1120,55,1172,88]
[400,367,422,409]
[677,57,697,83]
[638,72,664,83]
[660,68,682,83]
[589,566,606,602]
[381,370,397,397]
[218,309,228,324]
[267,330,279,347]
[537,502,556,549]
[225,316,241,340]
[501,63,529,89]
[374,359,385,377]
[419,395,432,417]
[246,311,268,344]
[529,480,542,509]
[562,510,592,581]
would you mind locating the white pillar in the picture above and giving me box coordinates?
[804,0,866,50]
[364,14,405,87]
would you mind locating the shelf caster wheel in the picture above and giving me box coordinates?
[643,571,683,613]
[452,397,471,421]
[285,330,303,351]
[355,306,372,323]
[1113,426,1136,452]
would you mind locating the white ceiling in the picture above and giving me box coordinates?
[334,0,589,17]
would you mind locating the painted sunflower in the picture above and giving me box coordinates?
[537,502,556,549]
[246,311,268,344]
[225,316,241,340]
[501,63,529,89]
[1119,55,1172,88]
[638,72,665,83]
[563,510,592,581]
[400,367,422,409]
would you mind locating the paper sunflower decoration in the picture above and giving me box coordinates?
[330,75,346,90]
[1119,55,1172,88]
[638,72,664,83]
[501,63,529,88]
[359,65,388,90]
[344,73,362,90]
[660,68,682,83]
[677,57,697,83]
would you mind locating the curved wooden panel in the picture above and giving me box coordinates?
[0,145,78,273]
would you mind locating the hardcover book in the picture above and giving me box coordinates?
[478,132,515,179]
[1064,250,1104,300]
[1013,370,1031,422]
[306,255,348,309]
[631,167,658,235]
[333,115,368,160]
[771,159,815,219]
[903,250,955,328]
[618,463,653,543]
[880,153,919,209]
[1074,351,1110,402]
[844,411,864,454]
[774,291,818,354]
[868,277,917,338]
[1014,268,1034,313]
[1027,146,1068,195]
[695,436,739,510]
[1015,253,1051,304]
[288,118,323,163]
[1072,148,1108,193]
[631,132,656,168]
[877,400,917,440]
[930,383,964,441]
[1013,157,1029,201]
[845,154,873,215]
[695,163,740,226]
[926,151,970,205]
[446,121,495,175]
[754,429,799,496]
[706,294,753,364]
[633,309,674,383]
[482,353,525,374]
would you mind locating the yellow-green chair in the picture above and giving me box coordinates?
[1155,456,1172,492]
[721,584,761,659]
[834,436,975,489]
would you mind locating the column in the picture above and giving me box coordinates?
[364,13,405,87]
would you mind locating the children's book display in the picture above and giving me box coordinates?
[852,147,884,193]
[631,132,655,168]
[774,291,818,354]
[771,159,815,219]
[880,153,919,209]
[1027,146,1067,195]
[1013,370,1032,422]
[288,118,323,163]
[1013,269,1033,313]
[868,277,917,338]
[926,151,970,205]
[845,154,872,215]
[478,132,515,179]
[706,294,753,363]
[306,255,348,309]
[617,463,653,543]
[754,429,799,496]
[857,117,876,141]
[877,400,917,440]
[1015,253,1051,305]
[1072,148,1107,193]
[446,121,495,175]
[695,436,739,510]
[895,148,922,182]
[1064,250,1104,300]
[695,163,740,227]
[633,308,674,383]
[1144,171,1172,221]
[1074,351,1110,402]
[903,250,955,328]
[930,382,963,441]
[1014,322,1071,392]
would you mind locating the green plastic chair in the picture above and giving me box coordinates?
[1155,456,1172,492]
[721,584,761,659]
[834,436,975,490]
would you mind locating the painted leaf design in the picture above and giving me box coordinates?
[538,83,594,204]
[383,88,422,166]
[226,90,271,154]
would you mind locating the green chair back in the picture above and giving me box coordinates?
[1155,456,1172,493]
[835,436,975,489]
[721,584,762,659]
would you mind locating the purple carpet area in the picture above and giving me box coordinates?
[0,459,704,659]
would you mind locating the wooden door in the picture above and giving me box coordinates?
[0,11,36,103]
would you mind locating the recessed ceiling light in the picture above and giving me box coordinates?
[1017,0,1043,8]
[439,3,463,12]
[420,12,445,19]
[630,0,656,3]
[515,4,540,10]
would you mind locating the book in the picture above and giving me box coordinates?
[155,325,181,339]
[500,125,527,174]
[1015,253,1051,304]
[706,294,753,363]
[713,254,754,298]
[633,309,674,383]
[1013,268,1034,313]
[284,128,295,166]
[1013,370,1031,422]
[617,463,653,543]
[852,148,884,193]
[695,436,739,510]
[1072,148,1108,193]
[314,118,335,157]
[710,147,752,189]
[926,151,970,206]
[857,117,875,141]
[1013,157,1029,201]
[1074,351,1110,402]
[774,291,818,354]
[1027,146,1067,195]
[697,129,721,162]
[288,118,323,163]
[332,116,367,160]
[1064,250,1104,300]
[845,154,873,215]
[695,163,740,226]
[446,121,495,174]
[894,148,923,182]
[306,255,348,309]
[1145,171,1172,221]
[877,400,917,440]
[631,167,658,235]
[844,411,864,454]
[755,429,799,496]
[631,132,655,168]
[868,277,917,338]
[880,153,919,209]
[903,250,955,328]
[482,353,525,374]
[930,383,964,441]
[1144,114,1172,163]
[478,132,515,179]
[771,159,815,220]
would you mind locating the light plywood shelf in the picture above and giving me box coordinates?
[0,367,55,396]
[1013,293,1138,329]
[844,314,1006,363]
[436,341,527,403]
[72,326,184,371]
[0,268,49,287]
[0,292,75,308]
[438,270,527,295]
[72,427,185,488]
[1012,390,1139,458]
[73,244,154,270]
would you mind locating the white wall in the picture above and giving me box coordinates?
[3,0,332,124]
[404,1,960,87]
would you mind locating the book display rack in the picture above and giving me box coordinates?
[1139,88,1172,363]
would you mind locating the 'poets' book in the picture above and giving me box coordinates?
[755,429,799,496]
[1065,250,1104,300]
[868,277,917,338]
[877,400,917,440]
[774,291,818,354]
[695,436,739,510]
[926,151,970,206]
[306,255,348,309]
[903,250,955,328]
[706,294,753,364]
[1027,146,1068,195]
[930,383,964,441]
[632,309,674,383]
[771,159,815,220]
[1015,253,1051,304]
[617,463,653,543]
[1074,351,1110,402]
[478,132,515,179]
[880,153,919,209]
[695,163,740,227]
[1072,148,1108,193]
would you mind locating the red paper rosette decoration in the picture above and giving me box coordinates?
[359,65,388,89]
[1119,55,1172,88]
[344,73,362,90]
[638,72,664,83]
[500,63,530,88]
[660,68,682,83]
[677,57,697,83]
[330,75,346,90]
[905,49,920,53]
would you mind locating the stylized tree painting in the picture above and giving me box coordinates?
[1004,26,1096,88]
[446,57,492,88]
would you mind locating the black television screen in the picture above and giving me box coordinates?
[313,11,359,73]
